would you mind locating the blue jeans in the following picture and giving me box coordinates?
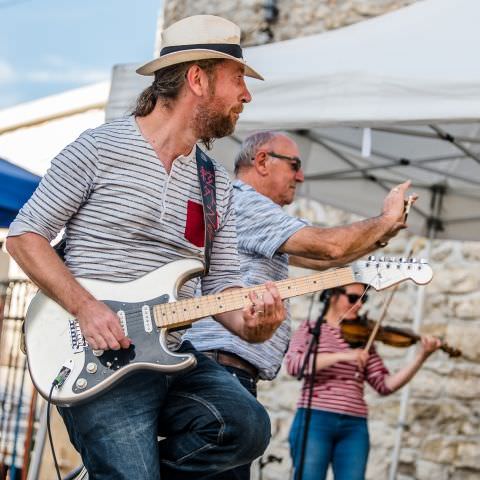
[289,408,369,480]
[206,365,258,480]
[58,342,270,480]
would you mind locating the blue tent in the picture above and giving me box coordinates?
[0,157,40,228]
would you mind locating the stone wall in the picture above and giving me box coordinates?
[255,198,480,480]
[162,1,480,479]
[163,0,419,46]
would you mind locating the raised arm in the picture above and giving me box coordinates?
[280,181,414,265]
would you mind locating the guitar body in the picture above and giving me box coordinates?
[25,258,204,406]
[24,255,433,406]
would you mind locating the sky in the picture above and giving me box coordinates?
[0,0,162,109]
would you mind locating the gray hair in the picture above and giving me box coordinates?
[234,131,278,175]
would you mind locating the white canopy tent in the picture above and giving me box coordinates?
[107,0,480,241]
[209,0,480,242]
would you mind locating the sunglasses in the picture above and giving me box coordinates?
[266,151,302,172]
[336,288,368,304]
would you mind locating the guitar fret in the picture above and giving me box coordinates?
[154,266,355,329]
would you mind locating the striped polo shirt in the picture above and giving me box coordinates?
[8,115,243,301]
[285,321,392,417]
[184,180,309,380]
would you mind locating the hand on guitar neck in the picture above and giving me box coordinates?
[206,281,286,343]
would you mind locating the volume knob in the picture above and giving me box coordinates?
[86,362,98,374]
[76,378,87,389]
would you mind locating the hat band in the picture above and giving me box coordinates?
[160,43,243,59]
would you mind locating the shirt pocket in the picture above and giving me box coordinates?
[184,200,205,247]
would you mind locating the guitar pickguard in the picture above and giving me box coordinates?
[70,294,193,397]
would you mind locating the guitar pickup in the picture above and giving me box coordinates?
[69,319,87,353]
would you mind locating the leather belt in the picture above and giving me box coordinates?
[203,350,259,381]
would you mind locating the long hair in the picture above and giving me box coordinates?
[133,59,224,117]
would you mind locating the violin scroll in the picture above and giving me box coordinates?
[439,343,462,358]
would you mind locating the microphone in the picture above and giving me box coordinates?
[319,288,333,304]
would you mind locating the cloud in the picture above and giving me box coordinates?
[26,68,110,84]
[0,55,110,87]
[23,54,110,84]
[0,60,14,83]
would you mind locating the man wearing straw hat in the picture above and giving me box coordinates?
[6,15,285,480]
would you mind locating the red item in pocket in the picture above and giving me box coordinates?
[184,200,205,247]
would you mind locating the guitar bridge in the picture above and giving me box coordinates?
[69,319,88,353]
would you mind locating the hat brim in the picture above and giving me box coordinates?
[136,49,264,81]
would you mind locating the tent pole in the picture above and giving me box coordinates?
[388,225,436,480]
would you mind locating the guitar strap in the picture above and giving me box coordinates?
[195,145,217,276]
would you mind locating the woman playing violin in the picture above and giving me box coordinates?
[286,283,441,480]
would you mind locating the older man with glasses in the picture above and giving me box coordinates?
[184,131,414,480]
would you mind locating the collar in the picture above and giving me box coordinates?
[233,179,255,192]
[130,116,197,165]
[175,145,196,164]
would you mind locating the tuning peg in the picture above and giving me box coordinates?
[399,257,406,263]
[410,258,418,263]
[389,257,396,262]
[368,255,376,261]
[379,256,386,262]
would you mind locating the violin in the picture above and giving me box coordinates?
[340,316,462,358]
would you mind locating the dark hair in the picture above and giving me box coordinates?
[133,59,225,117]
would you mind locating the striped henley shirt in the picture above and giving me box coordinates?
[8,116,243,331]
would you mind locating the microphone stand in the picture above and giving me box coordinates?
[295,292,331,480]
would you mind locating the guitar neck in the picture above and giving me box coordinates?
[153,266,355,329]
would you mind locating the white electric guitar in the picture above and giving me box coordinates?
[24,256,432,406]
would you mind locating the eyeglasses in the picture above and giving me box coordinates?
[266,151,302,172]
[336,288,368,304]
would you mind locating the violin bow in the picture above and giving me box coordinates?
[363,285,398,352]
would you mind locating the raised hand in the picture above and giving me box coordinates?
[381,181,418,239]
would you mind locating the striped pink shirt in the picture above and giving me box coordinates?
[285,320,392,418]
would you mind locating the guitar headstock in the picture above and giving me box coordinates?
[352,256,433,291]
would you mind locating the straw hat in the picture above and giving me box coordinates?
[136,15,263,80]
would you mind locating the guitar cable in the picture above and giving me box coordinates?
[48,383,63,480]
[47,366,73,480]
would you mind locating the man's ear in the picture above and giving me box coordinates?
[253,151,269,176]
[185,64,209,97]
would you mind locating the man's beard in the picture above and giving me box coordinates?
[193,97,240,149]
